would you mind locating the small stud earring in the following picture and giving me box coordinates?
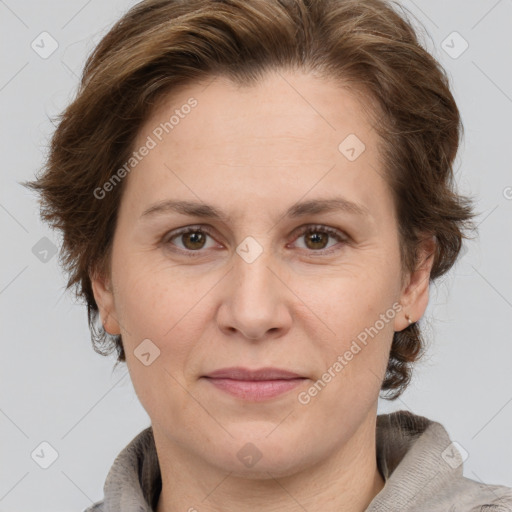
[405,314,413,324]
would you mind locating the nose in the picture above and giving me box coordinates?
[216,246,292,341]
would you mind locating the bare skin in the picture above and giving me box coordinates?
[92,70,434,512]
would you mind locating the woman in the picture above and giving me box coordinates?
[26,0,512,510]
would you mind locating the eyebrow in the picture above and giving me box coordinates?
[140,197,371,222]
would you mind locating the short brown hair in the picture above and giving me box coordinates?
[25,0,476,399]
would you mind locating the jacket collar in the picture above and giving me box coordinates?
[94,410,509,512]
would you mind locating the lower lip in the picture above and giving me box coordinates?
[204,377,305,401]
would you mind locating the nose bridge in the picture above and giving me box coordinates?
[219,236,289,339]
[232,238,276,305]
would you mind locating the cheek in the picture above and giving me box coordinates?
[113,257,215,374]
[294,258,400,339]
[297,286,395,422]
[113,253,184,337]
[115,263,206,418]
[288,260,399,397]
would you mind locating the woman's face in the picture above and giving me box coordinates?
[93,71,431,477]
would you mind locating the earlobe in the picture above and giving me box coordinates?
[90,271,121,335]
[394,235,436,332]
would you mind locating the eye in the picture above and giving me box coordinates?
[289,224,348,255]
[163,224,349,257]
[164,225,218,255]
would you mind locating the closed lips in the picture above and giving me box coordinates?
[204,367,305,380]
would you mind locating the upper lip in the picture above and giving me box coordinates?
[204,367,304,381]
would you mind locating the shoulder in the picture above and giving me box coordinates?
[82,501,104,512]
[372,410,512,511]
[459,478,512,511]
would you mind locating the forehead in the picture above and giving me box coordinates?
[125,71,388,221]
[139,71,376,156]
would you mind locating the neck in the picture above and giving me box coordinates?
[154,411,385,512]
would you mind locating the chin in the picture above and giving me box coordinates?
[200,432,317,479]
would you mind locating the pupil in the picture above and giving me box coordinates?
[185,232,204,249]
[307,232,327,249]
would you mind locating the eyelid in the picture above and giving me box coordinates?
[290,223,348,241]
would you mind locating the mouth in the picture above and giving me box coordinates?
[202,367,307,401]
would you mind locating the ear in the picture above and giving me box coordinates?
[394,235,436,332]
[90,269,121,335]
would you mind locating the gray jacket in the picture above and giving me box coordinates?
[84,410,512,511]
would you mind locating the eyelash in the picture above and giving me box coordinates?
[163,224,349,258]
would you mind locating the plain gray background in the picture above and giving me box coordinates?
[1,0,511,510]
